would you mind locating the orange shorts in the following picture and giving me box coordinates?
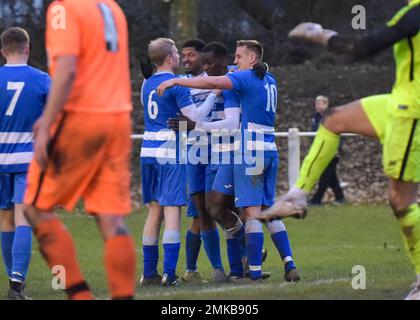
[24,111,132,215]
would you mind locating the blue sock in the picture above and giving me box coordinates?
[143,245,159,278]
[201,229,223,270]
[1,231,15,279]
[267,220,296,272]
[231,224,246,250]
[225,233,243,277]
[163,230,181,281]
[163,243,181,280]
[245,220,264,280]
[240,240,247,260]
[11,226,32,282]
[185,230,201,272]
[271,232,296,270]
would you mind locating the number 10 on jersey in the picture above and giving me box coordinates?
[265,84,277,113]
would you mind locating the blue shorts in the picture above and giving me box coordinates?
[186,163,207,195]
[186,163,235,217]
[0,172,27,209]
[141,162,187,206]
[234,157,278,208]
[185,163,210,218]
[207,164,234,196]
[186,196,199,218]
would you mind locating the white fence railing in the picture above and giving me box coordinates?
[131,128,357,188]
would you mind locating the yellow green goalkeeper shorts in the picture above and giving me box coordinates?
[361,94,420,182]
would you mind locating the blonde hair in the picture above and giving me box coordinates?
[148,38,176,67]
[236,40,264,61]
[316,95,329,105]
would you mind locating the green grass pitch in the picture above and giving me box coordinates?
[0,205,415,300]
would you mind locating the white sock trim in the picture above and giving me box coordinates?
[283,256,293,263]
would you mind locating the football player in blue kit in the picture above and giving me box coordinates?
[160,40,302,282]
[0,27,51,299]
[169,42,245,280]
[179,39,229,283]
[139,38,221,286]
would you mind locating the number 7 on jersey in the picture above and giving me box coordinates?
[5,82,25,116]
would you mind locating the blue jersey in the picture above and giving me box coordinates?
[227,70,278,158]
[210,89,240,162]
[181,72,225,123]
[0,64,50,173]
[140,72,194,164]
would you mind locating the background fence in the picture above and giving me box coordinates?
[131,129,358,189]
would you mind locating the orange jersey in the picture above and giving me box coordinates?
[46,0,132,113]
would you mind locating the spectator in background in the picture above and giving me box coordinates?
[309,96,346,206]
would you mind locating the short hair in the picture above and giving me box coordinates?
[148,38,176,67]
[182,38,206,52]
[202,42,228,60]
[0,27,30,54]
[316,95,329,105]
[236,40,264,61]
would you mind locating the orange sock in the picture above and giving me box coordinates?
[35,218,93,300]
[104,236,136,299]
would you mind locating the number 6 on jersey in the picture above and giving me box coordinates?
[148,89,159,119]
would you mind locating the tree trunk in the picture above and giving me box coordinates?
[169,0,198,47]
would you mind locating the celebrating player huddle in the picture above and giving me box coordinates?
[0,0,419,300]
[140,38,300,287]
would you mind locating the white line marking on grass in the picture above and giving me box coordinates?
[138,277,349,298]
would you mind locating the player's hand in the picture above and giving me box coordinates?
[289,22,337,45]
[258,200,306,222]
[157,79,177,96]
[33,119,50,171]
[167,114,196,131]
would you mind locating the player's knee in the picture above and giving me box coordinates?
[389,193,412,217]
[388,180,418,216]
[0,209,15,231]
[190,217,201,234]
[245,218,263,233]
[199,210,216,231]
[321,107,345,133]
[207,204,224,226]
[23,205,40,227]
[96,216,129,240]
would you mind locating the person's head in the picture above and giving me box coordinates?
[148,38,180,72]
[0,27,30,63]
[315,95,329,113]
[234,40,264,70]
[201,42,228,76]
[182,38,206,75]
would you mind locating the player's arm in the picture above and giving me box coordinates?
[34,56,77,169]
[289,5,420,59]
[178,91,220,122]
[196,90,241,131]
[157,76,233,96]
[196,107,240,131]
